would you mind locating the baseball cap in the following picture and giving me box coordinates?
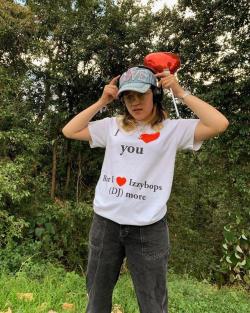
[118,67,158,97]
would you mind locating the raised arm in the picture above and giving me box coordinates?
[62,76,120,141]
[156,73,229,142]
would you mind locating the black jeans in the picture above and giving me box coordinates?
[85,212,170,313]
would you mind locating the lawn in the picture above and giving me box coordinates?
[0,263,249,313]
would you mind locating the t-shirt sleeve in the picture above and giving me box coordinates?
[175,119,203,151]
[88,117,110,148]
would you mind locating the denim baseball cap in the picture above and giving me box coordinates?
[118,67,158,96]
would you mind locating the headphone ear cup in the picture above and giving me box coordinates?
[153,87,163,103]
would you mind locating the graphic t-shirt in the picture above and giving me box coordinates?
[88,117,203,226]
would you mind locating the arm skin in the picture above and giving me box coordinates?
[155,72,229,142]
[62,72,229,143]
[62,76,120,141]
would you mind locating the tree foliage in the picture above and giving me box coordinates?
[0,0,249,287]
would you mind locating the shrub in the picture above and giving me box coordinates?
[212,213,250,288]
[28,200,93,272]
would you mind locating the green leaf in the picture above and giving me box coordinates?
[241,234,247,240]
[236,215,241,225]
[236,245,244,254]
[236,259,246,267]
[224,226,230,232]
[245,258,250,270]
[223,229,236,243]
[235,252,242,260]
[229,273,235,283]
[235,274,242,281]
[35,227,44,238]
[223,243,228,250]
[226,256,232,264]
[243,274,250,285]
[45,222,55,234]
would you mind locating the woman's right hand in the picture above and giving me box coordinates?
[99,75,120,106]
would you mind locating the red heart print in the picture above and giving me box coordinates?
[139,132,160,143]
[116,177,126,186]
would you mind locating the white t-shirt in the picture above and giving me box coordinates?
[88,116,202,226]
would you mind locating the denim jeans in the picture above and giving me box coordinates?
[85,212,170,313]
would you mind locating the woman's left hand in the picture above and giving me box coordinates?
[155,72,185,98]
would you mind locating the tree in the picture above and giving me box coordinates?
[156,0,250,285]
[1,0,249,284]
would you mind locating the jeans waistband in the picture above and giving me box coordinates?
[93,212,167,227]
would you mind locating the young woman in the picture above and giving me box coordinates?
[62,66,229,313]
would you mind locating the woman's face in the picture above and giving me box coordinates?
[122,89,155,122]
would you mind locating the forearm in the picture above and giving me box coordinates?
[157,73,229,132]
[181,94,229,131]
[62,99,106,136]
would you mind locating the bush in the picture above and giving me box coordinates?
[0,200,94,274]
[0,209,41,273]
[27,200,93,272]
[212,212,250,288]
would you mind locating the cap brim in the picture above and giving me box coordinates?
[118,83,151,97]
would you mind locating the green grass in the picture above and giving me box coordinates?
[0,263,249,313]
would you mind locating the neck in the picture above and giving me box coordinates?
[135,107,156,125]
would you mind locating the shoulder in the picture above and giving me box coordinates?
[161,118,200,137]
[162,118,179,129]
[162,118,199,127]
[89,116,114,127]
